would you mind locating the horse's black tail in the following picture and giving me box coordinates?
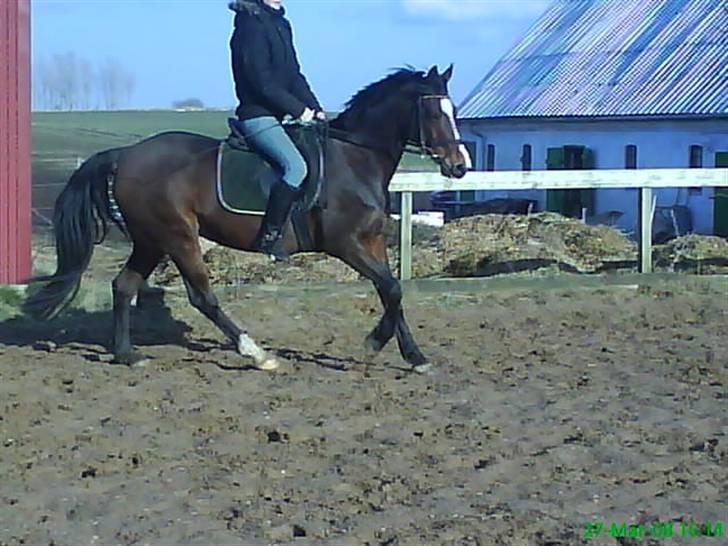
[23,149,124,320]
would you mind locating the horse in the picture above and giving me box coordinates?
[24,65,470,372]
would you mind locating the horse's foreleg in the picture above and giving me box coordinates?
[340,233,428,369]
[170,238,279,371]
[113,244,163,365]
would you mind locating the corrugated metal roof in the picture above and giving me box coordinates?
[458,0,728,119]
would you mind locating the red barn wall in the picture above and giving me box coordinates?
[0,0,32,284]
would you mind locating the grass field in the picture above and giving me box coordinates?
[32,109,436,222]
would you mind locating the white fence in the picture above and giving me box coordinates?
[389,168,728,280]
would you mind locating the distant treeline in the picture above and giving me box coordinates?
[33,52,135,111]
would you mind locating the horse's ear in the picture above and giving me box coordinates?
[440,64,454,83]
[426,66,438,80]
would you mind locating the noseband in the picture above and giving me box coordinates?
[408,94,464,159]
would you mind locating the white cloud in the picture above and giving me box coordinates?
[402,0,551,20]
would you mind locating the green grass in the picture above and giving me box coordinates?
[32,109,435,182]
[33,110,233,160]
[0,285,24,307]
[0,285,25,320]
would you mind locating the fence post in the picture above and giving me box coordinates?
[399,192,413,280]
[638,187,654,273]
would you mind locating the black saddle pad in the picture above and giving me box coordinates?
[217,121,326,215]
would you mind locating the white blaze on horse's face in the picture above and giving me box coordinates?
[439,98,472,169]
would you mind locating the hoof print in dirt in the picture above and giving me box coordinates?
[266,523,300,542]
[32,340,57,352]
[412,362,435,375]
[113,352,150,367]
[258,426,289,444]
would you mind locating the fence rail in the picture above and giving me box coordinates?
[390,168,728,280]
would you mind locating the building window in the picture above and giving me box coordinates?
[462,140,476,170]
[689,145,703,168]
[688,145,703,193]
[625,145,637,169]
[486,144,495,171]
[521,144,532,171]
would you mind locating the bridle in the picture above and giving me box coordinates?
[409,94,465,160]
[327,93,465,163]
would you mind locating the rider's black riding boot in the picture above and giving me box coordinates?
[253,180,299,261]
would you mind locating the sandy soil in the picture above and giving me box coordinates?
[0,275,726,546]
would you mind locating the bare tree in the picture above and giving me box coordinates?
[32,59,49,110]
[54,52,79,110]
[121,69,135,108]
[98,58,135,110]
[33,53,136,110]
[79,59,94,110]
[34,57,60,110]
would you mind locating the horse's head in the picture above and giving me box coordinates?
[412,65,471,179]
[333,65,472,178]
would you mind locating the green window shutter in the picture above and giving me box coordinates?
[580,148,595,215]
[714,152,728,236]
[546,147,565,170]
[547,146,595,216]
[582,147,595,169]
[546,147,565,212]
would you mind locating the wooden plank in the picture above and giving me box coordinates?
[7,0,18,281]
[0,0,31,283]
[0,0,11,283]
[638,187,654,274]
[390,168,728,192]
[399,192,413,281]
[17,0,31,282]
[391,168,728,279]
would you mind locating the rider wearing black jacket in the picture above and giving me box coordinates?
[230,0,321,121]
[229,0,324,260]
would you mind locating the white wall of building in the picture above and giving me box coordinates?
[458,117,728,235]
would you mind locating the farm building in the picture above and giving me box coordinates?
[0,0,32,284]
[456,0,728,238]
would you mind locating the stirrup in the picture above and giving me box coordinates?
[254,231,290,262]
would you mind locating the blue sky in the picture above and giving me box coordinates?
[31,0,550,110]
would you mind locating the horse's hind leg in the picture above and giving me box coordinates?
[169,237,279,370]
[113,243,163,364]
[338,231,428,370]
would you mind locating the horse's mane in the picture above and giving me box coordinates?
[332,68,425,130]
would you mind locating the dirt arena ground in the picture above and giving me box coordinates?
[0,272,726,546]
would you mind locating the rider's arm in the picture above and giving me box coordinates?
[287,25,323,114]
[235,19,307,118]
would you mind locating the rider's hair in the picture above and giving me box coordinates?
[228,1,262,14]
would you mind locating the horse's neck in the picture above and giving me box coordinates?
[341,99,414,171]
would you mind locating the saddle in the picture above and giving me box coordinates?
[219,118,328,251]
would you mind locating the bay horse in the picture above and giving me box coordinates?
[24,65,470,372]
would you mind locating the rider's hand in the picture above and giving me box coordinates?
[315,111,327,121]
[298,107,315,123]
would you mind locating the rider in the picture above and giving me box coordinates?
[229,0,326,260]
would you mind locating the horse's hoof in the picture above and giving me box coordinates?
[256,355,280,371]
[412,362,435,375]
[113,351,149,367]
